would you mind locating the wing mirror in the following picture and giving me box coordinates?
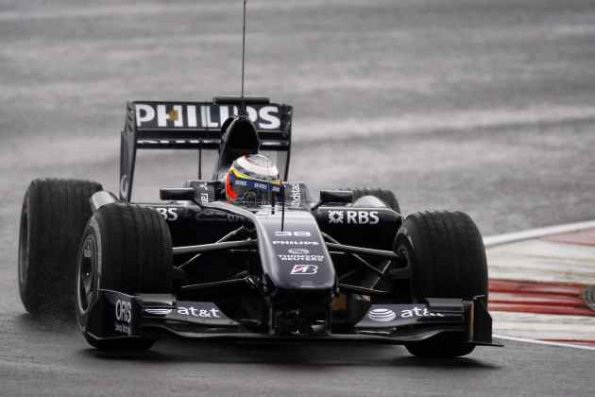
[312,190,354,210]
[160,188,195,201]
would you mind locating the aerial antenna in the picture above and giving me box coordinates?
[197,139,202,179]
[239,0,248,116]
[280,183,286,231]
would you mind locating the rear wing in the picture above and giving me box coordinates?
[120,97,293,201]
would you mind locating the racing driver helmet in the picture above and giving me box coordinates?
[225,154,282,205]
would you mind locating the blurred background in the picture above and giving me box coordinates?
[1,0,594,241]
[2,1,595,394]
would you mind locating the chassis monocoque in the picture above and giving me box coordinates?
[18,97,497,357]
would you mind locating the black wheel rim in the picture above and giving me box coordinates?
[18,204,29,286]
[78,235,97,312]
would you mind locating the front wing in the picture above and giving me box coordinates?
[84,289,499,346]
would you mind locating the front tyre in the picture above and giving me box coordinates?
[394,211,488,358]
[76,203,173,350]
[18,178,102,318]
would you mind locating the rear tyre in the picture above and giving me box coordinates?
[18,178,102,318]
[349,188,400,213]
[394,211,488,358]
[76,203,173,351]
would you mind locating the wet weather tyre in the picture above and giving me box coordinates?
[394,211,488,358]
[18,178,102,319]
[76,203,172,351]
[349,188,400,213]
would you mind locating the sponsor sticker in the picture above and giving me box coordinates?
[290,264,318,275]
[328,210,379,225]
[135,103,281,131]
[144,308,173,315]
[328,210,344,224]
[278,254,325,262]
[293,231,311,237]
[176,306,220,318]
[115,299,132,323]
[288,248,309,255]
[272,240,319,246]
[368,308,397,322]
[144,305,220,318]
[367,306,445,323]
[274,231,292,237]
[114,298,132,334]
[153,207,179,221]
[273,231,312,237]
[290,184,301,207]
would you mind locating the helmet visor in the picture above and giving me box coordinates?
[227,169,282,206]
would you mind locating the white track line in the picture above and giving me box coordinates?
[487,220,595,351]
[494,334,595,352]
[487,239,595,284]
[484,220,595,248]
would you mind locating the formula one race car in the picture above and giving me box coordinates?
[18,97,497,358]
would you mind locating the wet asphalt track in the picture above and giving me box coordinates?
[1,0,595,395]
